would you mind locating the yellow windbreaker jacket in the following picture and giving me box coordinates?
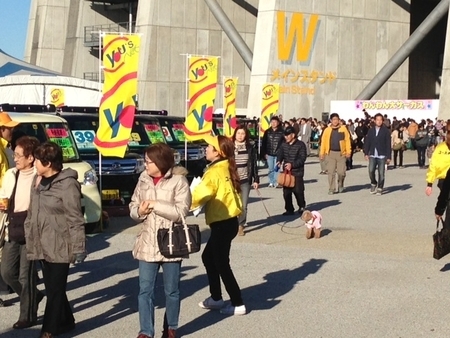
[319,125,352,157]
[0,138,10,187]
[191,159,242,225]
[426,142,450,185]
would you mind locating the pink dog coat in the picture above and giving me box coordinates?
[305,211,322,229]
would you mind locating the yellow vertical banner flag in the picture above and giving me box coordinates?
[260,83,280,134]
[50,88,65,107]
[94,34,140,157]
[223,77,238,138]
[183,56,218,140]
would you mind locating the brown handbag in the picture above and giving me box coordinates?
[277,169,295,188]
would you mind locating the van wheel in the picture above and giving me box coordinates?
[85,211,110,234]
[85,221,100,234]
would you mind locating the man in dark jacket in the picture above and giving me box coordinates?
[364,113,392,195]
[261,116,284,187]
[276,126,307,215]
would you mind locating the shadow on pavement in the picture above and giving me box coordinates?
[306,199,341,211]
[246,213,299,233]
[178,258,327,337]
[304,179,318,184]
[320,229,332,238]
[383,184,412,194]
[440,263,450,272]
[344,184,372,193]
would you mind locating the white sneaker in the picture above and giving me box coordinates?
[220,304,247,315]
[268,183,274,188]
[198,297,224,310]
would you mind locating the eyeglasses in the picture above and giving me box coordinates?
[144,159,154,165]
[13,153,26,159]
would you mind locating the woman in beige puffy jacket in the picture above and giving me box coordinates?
[129,143,191,338]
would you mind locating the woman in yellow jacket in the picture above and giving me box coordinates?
[191,135,246,316]
[426,129,450,196]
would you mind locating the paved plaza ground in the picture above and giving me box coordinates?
[1,151,449,337]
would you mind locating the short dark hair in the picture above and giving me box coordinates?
[34,142,63,171]
[15,136,40,158]
[330,113,339,120]
[374,113,384,120]
[145,143,175,176]
[232,125,251,144]
[270,116,280,122]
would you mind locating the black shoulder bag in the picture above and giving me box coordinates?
[7,171,28,244]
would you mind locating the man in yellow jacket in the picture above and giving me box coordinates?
[0,112,19,186]
[319,113,352,194]
[0,112,19,304]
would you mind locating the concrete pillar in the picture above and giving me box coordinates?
[438,10,450,121]
[134,0,157,110]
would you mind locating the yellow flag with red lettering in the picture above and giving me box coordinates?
[223,77,238,138]
[183,56,218,141]
[94,34,140,157]
[50,88,65,107]
[260,83,280,134]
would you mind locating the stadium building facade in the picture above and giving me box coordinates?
[24,0,446,120]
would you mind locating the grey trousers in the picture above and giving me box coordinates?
[1,241,38,322]
[238,182,251,227]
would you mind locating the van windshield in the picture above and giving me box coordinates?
[14,122,80,162]
[158,119,204,145]
[68,118,150,154]
[140,121,166,145]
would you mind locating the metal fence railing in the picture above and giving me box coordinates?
[84,21,136,47]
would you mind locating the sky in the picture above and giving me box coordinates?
[0,0,31,59]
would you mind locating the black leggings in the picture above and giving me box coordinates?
[202,217,243,306]
[393,150,403,167]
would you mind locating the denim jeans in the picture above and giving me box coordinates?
[138,261,181,337]
[368,157,386,189]
[238,182,251,226]
[266,155,279,185]
[416,146,427,167]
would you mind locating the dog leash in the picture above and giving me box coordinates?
[255,188,304,235]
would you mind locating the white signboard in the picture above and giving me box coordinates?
[330,100,439,122]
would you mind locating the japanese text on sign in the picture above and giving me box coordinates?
[357,100,432,110]
[47,128,69,138]
[270,69,336,84]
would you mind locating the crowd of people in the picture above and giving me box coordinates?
[2,107,450,338]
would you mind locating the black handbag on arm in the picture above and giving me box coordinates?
[433,219,450,260]
[157,215,201,258]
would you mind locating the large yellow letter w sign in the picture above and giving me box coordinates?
[277,11,320,64]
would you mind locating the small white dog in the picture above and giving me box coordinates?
[300,210,323,239]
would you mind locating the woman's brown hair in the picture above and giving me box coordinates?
[34,142,63,171]
[145,143,175,176]
[15,136,40,159]
[217,135,241,193]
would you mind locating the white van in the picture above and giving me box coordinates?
[9,113,102,230]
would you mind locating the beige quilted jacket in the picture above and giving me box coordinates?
[129,166,191,262]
